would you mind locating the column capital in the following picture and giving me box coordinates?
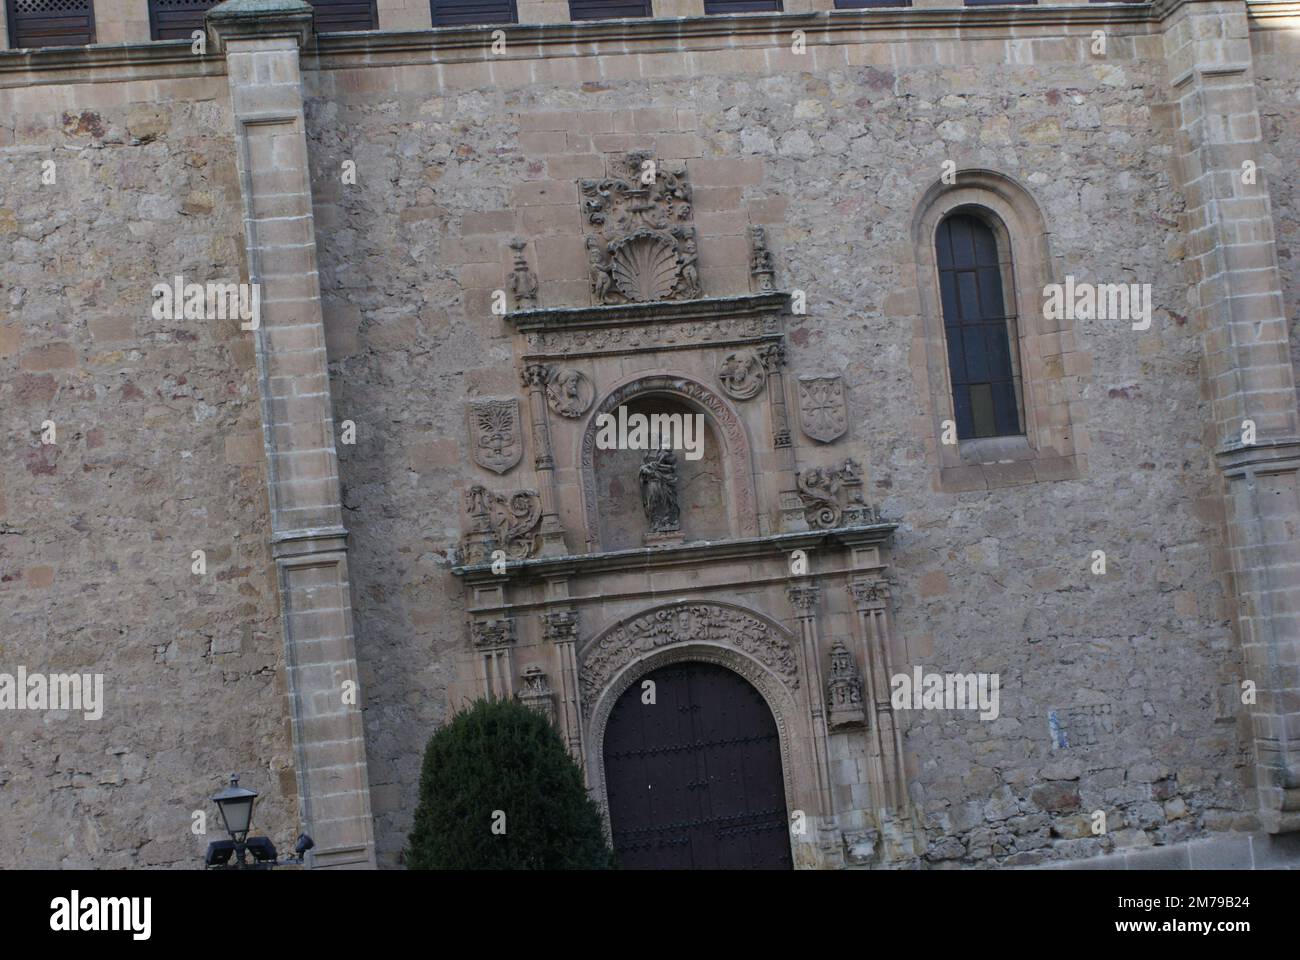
[207,0,315,54]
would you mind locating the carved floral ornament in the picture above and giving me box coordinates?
[579,602,800,714]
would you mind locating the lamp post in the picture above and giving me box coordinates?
[211,774,258,867]
[204,773,314,869]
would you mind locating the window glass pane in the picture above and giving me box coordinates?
[972,221,999,266]
[991,380,1021,435]
[985,325,1013,381]
[936,220,954,270]
[969,383,997,438]
[948,217,976,269]
[939,273,962,327]
[977,266,1005,317]
[963,326,990,382]
[956,271,980,323]
[952,385,975,439]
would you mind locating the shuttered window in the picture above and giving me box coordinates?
[6,0,95,48]
[148,0,213,40]
[568,0,651,19]
[704,0,781,11]
[308,0,377,31]
[145,0,374,39]
[430,0,516,24]
[936,213,1023,440]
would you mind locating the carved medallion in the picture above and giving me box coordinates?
[544,366,594,418]
[717,349,766,400]
[468,398,523,474]
[797,374,848,443]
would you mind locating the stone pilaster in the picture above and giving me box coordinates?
[208,0,376,868]
[472,617,516,700]
[543,609,585,764]
[847,579,908,816]
[788,581,834,817]
[1163,0,1300,832]
[520,363,569,555]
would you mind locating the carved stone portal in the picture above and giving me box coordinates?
[468,398,523,475]
[718,348,767,400]
[580,602,801,714]
[797,375,848,443]
[544,366,594,419]
[462,486,543,563]
[580,151,700,304]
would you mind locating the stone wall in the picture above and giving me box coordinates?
[0,74,298,866]
[302,15,1252,866]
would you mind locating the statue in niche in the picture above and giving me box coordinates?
[639,448,681,533]
[586,236,615,305]
[676,230,702,299]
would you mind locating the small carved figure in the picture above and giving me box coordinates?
[677,234,701,299]
[639,448,681,533]
[587,236,615,304]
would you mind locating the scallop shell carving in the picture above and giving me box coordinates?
[610,231,680,303]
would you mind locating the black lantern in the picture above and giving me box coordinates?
[212,774,258,844]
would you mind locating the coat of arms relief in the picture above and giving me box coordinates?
[581,151,701,305]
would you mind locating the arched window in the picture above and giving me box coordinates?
[911,169,1087,491]
[935,212,1023,440]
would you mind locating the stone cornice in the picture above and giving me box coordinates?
[3,2,1286,84]
[507,292,788,334]
[452,522,897,581]
[0,3,1190,80]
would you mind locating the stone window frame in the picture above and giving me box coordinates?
[911,170,1087,491]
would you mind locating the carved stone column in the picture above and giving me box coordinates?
[520,363,568,555]
[472,617,516,701]
[847,579,907,815]
[543,609,585,765]
[787,582,833,817]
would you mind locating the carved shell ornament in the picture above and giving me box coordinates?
[609,229,680,303]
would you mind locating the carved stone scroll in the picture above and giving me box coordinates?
[461,486,543,563]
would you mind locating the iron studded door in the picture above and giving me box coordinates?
[603,662,792,869]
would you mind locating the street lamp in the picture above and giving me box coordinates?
[204,773,314,870]
[213,774,257,844]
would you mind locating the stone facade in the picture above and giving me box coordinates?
[2,0,1299,868]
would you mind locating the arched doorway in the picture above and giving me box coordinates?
[602,661,793,869]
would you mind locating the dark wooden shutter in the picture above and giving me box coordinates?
[568,0,650,19]
[833,0,909,8]
[936,213,1022,440]
[7,0,95,48]
[704,0,781,12]
[147,0,215,41]
[964,0,1035,5]
[430,0,516,24]
[307,0,377,31]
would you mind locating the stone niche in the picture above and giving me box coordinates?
[592,395,727,550]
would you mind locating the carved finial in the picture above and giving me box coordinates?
[749,225,775,293]
[509,237,538,309]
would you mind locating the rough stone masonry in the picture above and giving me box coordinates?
[1,0,1299,869]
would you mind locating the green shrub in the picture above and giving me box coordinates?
[405,697,615,869]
